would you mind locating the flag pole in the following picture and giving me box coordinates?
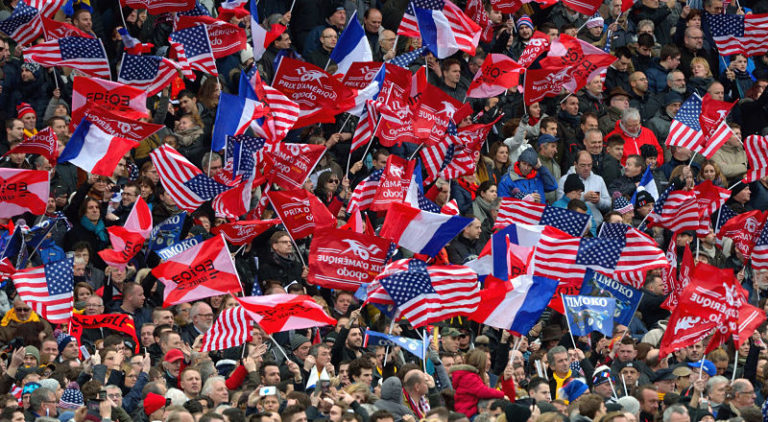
[697,356,705,380]
[561,293,579,350]
[269,334,291,361]
[621,374,628,396]
[383,318,396,367]
[607,374,619,399]
[732,349,739,382]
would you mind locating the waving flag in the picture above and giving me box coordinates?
[538,34,616,96]
[11,258,73,324]
[581,269,643,326]
[24,36,110,79]
[200,306,252,352]
[404,162,442,213]
[661,238,693,310]
[412,0,481,58]
[71,76,148,125]
[471,274,559,333]
[234,294,337,334]
[118,53,182,96]
[398,2,421,37]
[267,189,336,240]
[693,181,731,236]
[211,219,279,245]
[698,93,735,159]
[0,1,42,47]
[389,46,428,68]
[744,135,768,183]
[2,127,58,165]
[250,0,285,61]
[330,11,373,75]
[169,24,218,76]
[371,155,416,211]
[211,92,267,152]
[490,0,557,12]
[467,54,524,98]
[42,17,92,40]
[59,114,139,176]
[212,176,253,218]
[465,222,541,280]
[153,235,242,306]
[496,198,590,237]
[118,27,153,54]
[351,100,379,153]
[150,145,205,212]
[631,166,660,206]
[465,0,492,43]
[644,188,700,234]
[706,13,768,57]
[29,0,66,18]
[718,210,767,259]
[562,0,603,15]
[518,31,551,68]
[598,223,668,288]
[347,169,383,213]
[121,0,196,14]
[364,330,425,359]
[563,295,616,336]
[308,228,391,291]
[0,169,48,218]
[249,69,300,142]
[369,258,479,327]
[125,196,153,238]
[264,143,326,190]
[523,65,570,105]
[98,226,145,268]
[412,84,463,146]
[666,93,703,150]
[177,16,247,59]
[380,202,473,257]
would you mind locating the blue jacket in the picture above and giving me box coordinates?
[644,58,670,94]
[498,165,557,202]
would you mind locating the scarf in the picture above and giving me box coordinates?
[23,128,38,141]
[403,389,429,419]
[176,126,204,146]
[457,178,478,200]
[1,308,41,326]
[619,120,641,138]
[527,114,540,126]
[557,109,580,127]
[513,162,537,179]
[80,215,108,243]
[474,195,496,217]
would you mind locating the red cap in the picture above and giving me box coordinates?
[16,102,35,118]
[143,392,166,415]
[163,348,184,363]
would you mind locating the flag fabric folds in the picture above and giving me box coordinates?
[169,24,218,76]
[330,11,373,75]
[150,145,206,212]
[59,116,138,176]
[24,36,110,79]
[706,13,768,57]
[11,258,74,324]
[233,294,337,334]
[364,330,425,359]
[380,202,473,257]
[412,0,481,58]
[0,169,49,218]
[496,198,590,237]
[0,1,42,47]
[744,135,768,183]
[470,274,559,333]
[200,306,252,352]
[563,295,616,337]
[118,53,183,96]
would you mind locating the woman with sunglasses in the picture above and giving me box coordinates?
[314,171,351,218]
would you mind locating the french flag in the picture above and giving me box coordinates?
[380,202,472,257]
[465,223,543,279]
[471,274,560,333]
[211,92,267,152]
[59,116,138,176]
[414,0,481,58]
[330,11,373,75]
[631,166,659,204]
[250,0,285,61]
[348,63,384,116]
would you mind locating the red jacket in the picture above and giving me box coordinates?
[605,120,664,166]
[450,365,506,418]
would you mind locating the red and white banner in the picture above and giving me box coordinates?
[267,189,336,240]
[412,84,463,146]
[98,227,145,268]
[72,76,148,125]
[518,31,551,69]
[2,127,58,165]
[0,169,49,218]
[342,62,384,89]
[176,17,247,59]
[234,294,337,334]
[697,93,736,159]
[375,100,416,146]
[467,54,524,98]
[523,65,570,105]
[42,17,93,40]
[490,0,557,13]
[308,228,391,290]
[719,210,767,259]
[80,104,162,142]
[152,235,242,306]
[539,34,617,94]
[211,219,279,245]
[371,154,415,211]
[264,143,326,190]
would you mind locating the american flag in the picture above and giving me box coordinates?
[744,135,768,183]
[367,259,480,327]
[598,223,668,289]
[170,41,196,80]
[751,223,768,271]
[496,198,591,237]
[169,24,218,76]
[249,69,300,142]
[698,121,734,159]
[118,53,182,96]
[398,2,420,37]
[200,306,252,352]
[714,201,738,234]
[11,258,74,324]
[347,168,383,213]
[123,0,197,15]
[23,36,110,79]
[226,135,266,178]
[351,99,379,152]
[666,93,703,151]
[643,187,700,234]
[421,141,455,183]
[389,46,428,68]
[183,174,232,200]
[28,0,66,19]
[0,1,41,46]
[706,13,768,57]
[693,181,731,236]
[172,0,210,29]
[150,145,205,212]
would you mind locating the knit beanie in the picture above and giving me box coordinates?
[518,148,539,166]
[144,392,167,416]
[59,382,85,409]
[516,15,534,31]
[291,335,310,350]
[563,174,585,194]
[16,102,35,118]
[57,335,77,353]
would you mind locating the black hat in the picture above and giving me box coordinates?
[635,190,654,208]
[652,368,676,382]
[564,173,585,194]
[730,181,748,198]
[639,144,658,160]
[663,92,684,107]
[505,403,532,422]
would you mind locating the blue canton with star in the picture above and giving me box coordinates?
[379,259,435,307]
[575,238,623,270]
[183,174,232,200]
[44,258,74,295]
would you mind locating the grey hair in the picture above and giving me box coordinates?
[584,128,603,142]
[189,301,211,320]
[547,345,568,366]
[705,376,729,395]
[731,379,754,395]
[662,404,688,422]
[30,387,55,412]
[201,376,226,397]
[637,19,654,32]
[201,152,222,170]
[621,108,641,123]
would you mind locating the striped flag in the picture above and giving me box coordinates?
[367,258,480,327]
[347,168,383,213]
[121,0,196,15]
[351,99,379,153]
[698,93,735,159]
[411,0,481,58]
[666,93,703,151]
[149,145,205,212]
[398,2,420,37]
[744,135,768,183]
[0,1,42,46]
[118,53,182,96]
[200,306,252,352]
[496,198,590,237]
[23,36,110,79]
[598,223,668,289]
[11,258,74,324]
[752,223,768,271]
[169,24,218,76]
[693,180,731,236]
[249,69,300,142]
[562,0,603,16]
[28,0,66,19]
[706,13,768,57]
[644,188,700,234]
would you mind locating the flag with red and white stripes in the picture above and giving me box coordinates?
[698,93,735,159]
[645,188,700,234]
[744,135,768,183]
[351,99,379,153]
[11,258,74,324]
[347,168,383,214]
[496,197,590,237]
[0,1,42,47]
[118,53,182,96]
[169,24,218,76]
[28,0,66,19]
[41,17,93,40]
[562,0,603,15]
[200,306,252,352]
[706,13,768,57]
[529,227,587,313]
[752,223,768,271]
[121,0,196,15]
[150,145,205,212]
[666,93,703,151]
[598,223,668,289]
[693,181,731,236]
[23,37,110,79]
[249,70,300,142]
[398,2,420,37]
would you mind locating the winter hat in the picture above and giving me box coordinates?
[663,92,683,107]
[504,403,532,422]
[59,382,84,409]
[326,2,345,19]
[592,369,612,386]
[586,15,604,29]
[730,181,748,198]
[21,62,40,74]
[25,346,40,363]
[516,15,534,31]
[16,102,36,118]
[634,190,654,208]
[617,395,640,414]
[215,359,237,376]
[613,194,634,215]
[144,392,167,416]
[561,379,589,402]
[563,174,585,194]
[518,148,539,166]
[57,335,77,353]
[291,335,310,351]
[639,144,658,160]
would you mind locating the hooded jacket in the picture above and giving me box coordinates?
[373,377,416,422]
[449,365,507,418]
[605,119,664,166]
[498,163,557,202]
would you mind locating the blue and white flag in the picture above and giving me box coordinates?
[631,166,659,205]
[580,269,643,327]
[148,212,186,251]
[212,92,267,152]
[364,329,425,359]
[563,295,616,337]
[156,235,203,261]
[329,11,372,75]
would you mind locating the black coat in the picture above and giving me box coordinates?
[258,251,304,286]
